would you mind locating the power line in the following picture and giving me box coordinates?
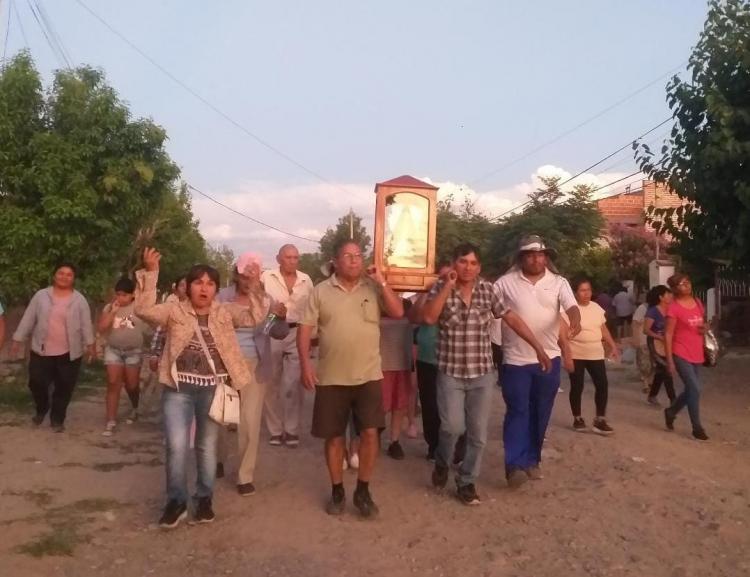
[72,0,356,198]
[33,0,72,65]
[26,0,67,67]
[186,184,320,245]
[470,61,686,188]
[2,0,10,61]
[487,115,673,221]
[11,0,29,49]
[491,169,645,222]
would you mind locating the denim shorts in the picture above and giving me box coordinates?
[104,345,143,367]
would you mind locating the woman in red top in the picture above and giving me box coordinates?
[663,273,708,440]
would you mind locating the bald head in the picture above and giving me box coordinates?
[277,244,300,274]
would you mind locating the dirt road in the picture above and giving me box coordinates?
[1,356,749,577]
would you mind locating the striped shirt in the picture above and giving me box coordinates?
[427,278,508,378]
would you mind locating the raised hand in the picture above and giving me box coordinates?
[142,247,161,272]
[366,265,385,285]
[441,268,458,288]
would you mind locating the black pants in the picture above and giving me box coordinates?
[649,363,676,402]
[568,359,608,417]
[28,352,82,426]
[416,361,440,453]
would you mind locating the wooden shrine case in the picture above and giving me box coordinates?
[373,175,438,292]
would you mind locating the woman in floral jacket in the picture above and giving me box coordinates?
[135,248,259,529]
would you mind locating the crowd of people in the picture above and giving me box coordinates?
[0,234,712,528]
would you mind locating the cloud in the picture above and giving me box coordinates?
[192,166,644,262]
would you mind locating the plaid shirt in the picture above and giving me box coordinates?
[428,278,507,378]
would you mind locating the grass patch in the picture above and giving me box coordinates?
[17,525,85,558]
[15,498,129,557]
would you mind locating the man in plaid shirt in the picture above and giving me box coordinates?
[420,243,550,505]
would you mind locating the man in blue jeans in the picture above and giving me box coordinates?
[494,235,580,488]
[420,243,551,505]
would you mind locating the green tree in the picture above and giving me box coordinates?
[318,211,371,262]
[634,0,750,272]
[206,243,236,288]
[435,194,496,269]
[489,177,605,276]
[0,52,186,302]
[122,183,208,290]
[298,251,327,284]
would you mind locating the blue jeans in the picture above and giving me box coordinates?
[501,357,561,471]
[162,383,220,503]
[670,355,703,430]
[436,370,496,487]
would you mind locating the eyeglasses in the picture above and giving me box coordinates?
[677,280,691,286]
[340,253,363,261]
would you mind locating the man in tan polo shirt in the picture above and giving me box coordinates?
[298,239,404,518]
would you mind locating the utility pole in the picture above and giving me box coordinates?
[349,208,354,240]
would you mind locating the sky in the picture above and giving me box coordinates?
[1,0,710,263]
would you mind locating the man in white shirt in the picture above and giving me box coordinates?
[260,245,313,447]
[494,235,580,488]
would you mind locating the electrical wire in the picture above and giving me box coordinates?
[469,62,686,188]
[11,0,29,49]
[33,0,72,65]
[72,0,356,198]
[187,184,320,245]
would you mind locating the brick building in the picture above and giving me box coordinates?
[597,180,686,230]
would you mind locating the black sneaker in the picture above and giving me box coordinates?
[159,500,187,529]
[216,462,225,479]
[326,488,346,516]
[193,497,215,524]
[431,464,449,489]
[692,428,709,441]
[572,417,587,432]
[353,490,380,519]
[664,408,675,431]
[237,482,256,496]
[592,418,614,436]
[387,441,405,460]
[456,483,481,506]
[32,414,45,426]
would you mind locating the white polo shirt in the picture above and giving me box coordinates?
[261,268,314,324]
[494,268,577,366]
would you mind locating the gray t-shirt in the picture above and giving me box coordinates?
[105,302,149,350]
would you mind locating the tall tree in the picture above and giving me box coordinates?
[318,211,371,262]
[0,53,201,302]
[489,177,605,276]
[435,194,496,269]
[634,0,750,272]
[205,243,236,288]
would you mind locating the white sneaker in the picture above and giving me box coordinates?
[342,458,349,471]
[102,421,116,437]
[348,453,360,470]
[125,410,138,425]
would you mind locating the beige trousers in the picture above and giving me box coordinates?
[263,330,303,437]
[218,358,267,484]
